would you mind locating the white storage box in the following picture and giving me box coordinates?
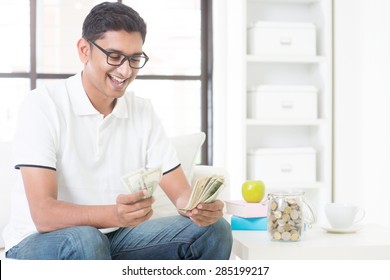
[248,21,316,56]
[247,147,316,183]
[247,85,318,120]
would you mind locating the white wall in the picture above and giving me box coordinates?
[332,0,390,227]
[213,0,247,200]
[212,0,228,168]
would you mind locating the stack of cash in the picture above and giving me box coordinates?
[180,175,225,211]
[120,167,162,198]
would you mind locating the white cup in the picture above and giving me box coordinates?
[325,203,365,229]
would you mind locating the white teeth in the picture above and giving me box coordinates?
[109,74,126,83]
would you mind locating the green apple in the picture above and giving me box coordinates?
[241,180,265,203]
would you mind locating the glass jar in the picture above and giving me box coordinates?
[265,191,315,242]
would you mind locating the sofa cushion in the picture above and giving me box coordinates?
[0,142,18,249]
[169,132,206,183]
[152,132,206,218]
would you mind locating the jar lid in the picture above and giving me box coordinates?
[268,191,305,197]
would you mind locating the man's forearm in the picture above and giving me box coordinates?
[31,198,119,233]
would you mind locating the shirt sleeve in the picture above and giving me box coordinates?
[143,100,180,174]
[14,91,59,170]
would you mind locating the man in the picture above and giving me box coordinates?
[3,2,232,260]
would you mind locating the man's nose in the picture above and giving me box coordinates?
[117,59,133,77]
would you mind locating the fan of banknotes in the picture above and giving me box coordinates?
[121,168,225,211]
[120,167,162,198]
[180,175,225,211]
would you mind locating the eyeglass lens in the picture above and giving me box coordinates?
[107,53,147,68]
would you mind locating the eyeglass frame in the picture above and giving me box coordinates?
[87,39,149,69]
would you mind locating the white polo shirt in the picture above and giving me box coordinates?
[3,72,180,251]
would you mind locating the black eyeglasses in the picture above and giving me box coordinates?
[87,40,149,69]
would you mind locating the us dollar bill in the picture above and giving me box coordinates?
[180,174,225,211]
[121,166,162,198]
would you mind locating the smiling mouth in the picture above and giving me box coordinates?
[108,74,127,86]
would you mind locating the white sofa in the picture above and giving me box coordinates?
[0,133,230,258]
[0,141,17,259]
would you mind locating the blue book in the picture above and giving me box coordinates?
[231,216,268,230]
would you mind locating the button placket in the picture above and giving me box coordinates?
[95,115,106,158]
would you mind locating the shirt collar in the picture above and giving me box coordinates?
[111,95,129,118]
[66,72,129,118]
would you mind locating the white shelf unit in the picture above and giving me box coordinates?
[247,54,325,63]
[224,0,332,223]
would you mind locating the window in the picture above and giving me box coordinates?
[0,0,212,164]
[0,1,30,142]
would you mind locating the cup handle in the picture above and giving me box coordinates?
[354,207,365,223]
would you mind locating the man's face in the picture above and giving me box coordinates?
[81,30,144,102]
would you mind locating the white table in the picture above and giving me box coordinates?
[232,224,390,260]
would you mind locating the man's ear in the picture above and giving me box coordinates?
[77,38,90,64]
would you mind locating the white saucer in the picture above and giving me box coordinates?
[321,225,363,234]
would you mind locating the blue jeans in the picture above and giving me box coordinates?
[6,216,232,260]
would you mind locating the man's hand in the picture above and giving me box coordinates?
[185,200,225,227]
[158,166,224,227]
[115,189,154,227]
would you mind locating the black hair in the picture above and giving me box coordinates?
[82,2,147,43]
